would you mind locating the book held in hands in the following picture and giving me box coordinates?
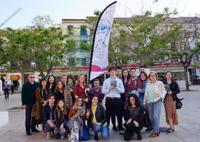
[110,80,117,88]
[77,106,85,116]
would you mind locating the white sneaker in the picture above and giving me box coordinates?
[61,135,64,139]
[89,130,94,136]
[47,132,51,139]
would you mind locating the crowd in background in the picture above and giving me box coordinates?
[21,65,180,141]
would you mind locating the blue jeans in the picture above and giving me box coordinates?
[93,124,109,138]
[139,95,144,107]
[54,122,69,139]
[147,100,162,133]
[79,125,89,141]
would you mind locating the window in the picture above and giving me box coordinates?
[68,26,73,35]
[82,40,87,44]
[81,58,86,66]
[68,58,75,67]
[80,28,87,35]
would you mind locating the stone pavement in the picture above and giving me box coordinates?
[0,86,200,142]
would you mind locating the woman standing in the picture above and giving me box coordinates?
[68,97,89,141]
[74,74,90,109]
[124,94,143,141]
[143,71,166,138]
[46,75,56,94]
[163,71,180,134]
[67,75,76,105]
[54,81,65,103]
[86,95,109,141]
[54,99,69,139]
[35,78,51,133]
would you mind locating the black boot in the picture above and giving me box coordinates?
[26,131,32,136]
[94,135,99,141]
[137,133,142,140]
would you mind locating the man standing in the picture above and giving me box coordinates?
[90,79,105,105]
[102,66,125,135]
[136,66,145,79]
[3,81,10,100]
[43,94,56,139]
[125,68,142,99]
[21,73,39,135]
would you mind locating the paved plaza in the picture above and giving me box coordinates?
[0,86,200,142]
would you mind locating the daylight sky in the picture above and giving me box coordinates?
[0,0,199,29]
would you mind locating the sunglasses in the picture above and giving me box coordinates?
[30,77,35,78]
[129,99,135,101]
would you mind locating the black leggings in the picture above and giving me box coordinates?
[124,122,143,141]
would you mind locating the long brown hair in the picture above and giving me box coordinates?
[56,99,67,119]
[54,80,64,93]
[76,74,86,86]
[73,97,86,109]
[139,71,149,82]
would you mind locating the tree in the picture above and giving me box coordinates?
[169,16,200,91]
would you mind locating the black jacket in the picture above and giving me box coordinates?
[54,90,64,103]
[125,106,143,125]
[54,109,69,127]
[163,80,180,101]
[42,102,56,124]
[88,104,107,127]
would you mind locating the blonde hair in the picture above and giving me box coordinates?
[76,74,86,86]
[73,97,86,109]
[149,71,159,80]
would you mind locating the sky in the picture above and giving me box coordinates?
[0,0,199,29]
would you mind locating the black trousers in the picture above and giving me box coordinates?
[106,98,122,130]
[4,89,9,99]
[25,103,36,132]
[124,122,143,141]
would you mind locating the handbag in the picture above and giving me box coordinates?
[31,104,37,118]
[143,108,152,127]
[176,97,184,109]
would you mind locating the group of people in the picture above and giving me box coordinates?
[21,65,180,141]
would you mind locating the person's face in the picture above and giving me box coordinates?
[140,73,146,81]
[58,82,63,89]
[129,96,135,106]
[41,80,46,87]
[58,101,64,108]
[28,75,35,82]
[92,97,98,105]
[48,96,55,104]
[109,69,115,76]
[80,75,85,83]
[130,69,136,77]
[61,76,67,84]
[115,69,122,77]
[96,28,107,45]
[93,81,99,88]
[49,76,54,84]
[68,78,73,82]
[123,70,128,78]
[77,98,83,106]
[139,68,145,73]
[166,72,172,80]
[150,73,157,81]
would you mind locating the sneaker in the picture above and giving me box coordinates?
[146,127,153,132]
[119,130,124,135]
[137,133,142,140]
[42,130,47,134]
[47,132,51,138]
[26,131,32,136]
[94,135,99,141]
[89,129,94,136]
[61,135,64,139]
[112,126,118,131]
[167,128,174,134]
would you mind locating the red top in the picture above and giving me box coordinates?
[74,84,89,99]
[125,78,142,98]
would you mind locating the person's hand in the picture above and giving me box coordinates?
[144,105,146,109]
[22,105,26,109]
[60,124,64,130]
[114,87,119,91]
[86,88,90,92]
[86,109,90,117]
[109,86,114,91]
[43,101,48,106]
[84,98,89,102]
[61,128,66,133]
[137,89,140,92]
[126,119,132,125]
[96,122,101,125]
[133,121,139,127]
[168,91,172,95]
[75,95,78,99]
[69,89,73,92]
[75,113,78,119]
[159,97,162,101]
[49,122,54,128]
